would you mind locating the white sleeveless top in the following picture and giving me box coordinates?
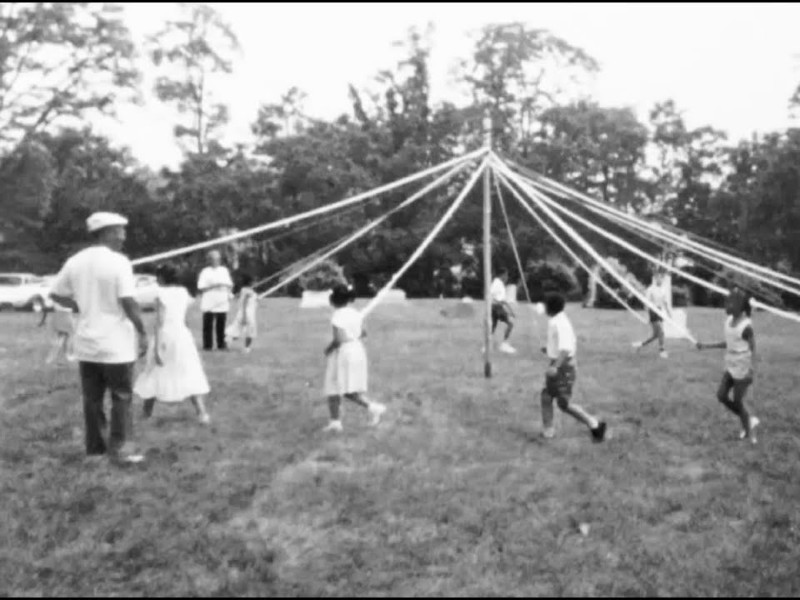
[724,315,752,379]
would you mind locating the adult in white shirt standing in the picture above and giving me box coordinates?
[490,269,516,354]
[50,212,148,464]
[632,271,671,359]
[197,250,233,351]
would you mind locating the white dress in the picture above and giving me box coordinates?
[324,306,368,396]
[724,315,753,380]
[134,286,210,402]
[226,287,258,339]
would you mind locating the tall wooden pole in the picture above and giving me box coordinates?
[483,113,493,378]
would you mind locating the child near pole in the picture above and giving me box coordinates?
[696,287,760,443]
[540,292,607,442]
[227,273,258,353]
[322,284,386,433]
[633,270,671,359]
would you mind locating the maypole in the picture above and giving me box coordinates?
[482,113,493,379]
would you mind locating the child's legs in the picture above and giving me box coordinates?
[716,373,739,415]
[540,386,555,430]
[245,337,253,349]
[327,395,342,421]
[554,367,598,430]
[46,335,63,363]
[504,316,514,340]
[730,378,752,431]
[656,322,665,349]
[641,322,660,346]
[190,395,209,416]
[343,392,369,409]
[143,397,156,418]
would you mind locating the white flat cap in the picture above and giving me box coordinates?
[86,212,128,233]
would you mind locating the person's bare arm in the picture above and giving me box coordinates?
[120,298,148,357]
[50,294,79,313]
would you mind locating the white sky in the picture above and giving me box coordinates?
[104,2,800,169]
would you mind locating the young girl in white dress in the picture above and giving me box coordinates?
[134,265,211,424]
[696,287,759,443]
[322,284,386,432]
[41,301,76,365]
[226,273,257,353]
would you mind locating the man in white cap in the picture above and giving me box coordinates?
[50,212,148,464]
[197,249,233,351]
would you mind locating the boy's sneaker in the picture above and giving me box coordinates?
[323,420,343,433]
[591,421,608,443]
[199,413,211,426]
[542,427,556,440]
[632,341,643,351]
[659,350,669,359]
[368,403,387,426]
[499,342,517,354]
[741,416,760,443]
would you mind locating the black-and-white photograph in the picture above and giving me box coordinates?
[1,2,799,596]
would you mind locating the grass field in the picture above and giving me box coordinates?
[2,299,800,597]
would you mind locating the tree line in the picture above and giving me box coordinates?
[2,3,799,306]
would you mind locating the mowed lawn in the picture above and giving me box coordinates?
[2,299,800,597]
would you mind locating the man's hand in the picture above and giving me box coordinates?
[138,334,148,359]
[155,351,163,367]
[546,365,558,378]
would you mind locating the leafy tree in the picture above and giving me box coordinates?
[460,22,599,153]
[0,3,139,159]
[148,2,240,156]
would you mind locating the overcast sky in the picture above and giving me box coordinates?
[106,2,800,169]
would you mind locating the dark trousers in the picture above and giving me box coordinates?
[79,362,134,456]
[203,312,227,350]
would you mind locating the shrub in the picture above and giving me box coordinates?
[298,259,347,292]
[593,257,646,310]
[712,269,785,310]
[525,260,583,303]
[672,285,691,308]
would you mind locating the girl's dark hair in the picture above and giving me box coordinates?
[240,273,254,287]
[732,287,753,317]
[330,284,354,308]
[545,292,566,316]
[156,264,180,286]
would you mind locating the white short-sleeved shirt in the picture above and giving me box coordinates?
[51,246,137,364]
[197,266,233,313]
[646,284,669,312]
[490,278,506,303]
[331,306,363,343]
[546,311,577,360]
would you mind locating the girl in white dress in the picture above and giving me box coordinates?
[322,284,386,432]
[696,287,759,443]
[135,265,211,424]
[40,301,76,365]
[226,273,258,353]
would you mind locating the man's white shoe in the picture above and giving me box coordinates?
[542,427,556,440]
[499,342,517,354]
[368,403,387,426]
[199,413,211,426]
[659,350,669,359]
[632,341,643,351]
[323,420,343,433]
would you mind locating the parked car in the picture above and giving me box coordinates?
[133,274,159,311]
[0,273,55,312]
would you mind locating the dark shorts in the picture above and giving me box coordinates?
[544,362,577,402]
[720,370,753,390]
[492,303,512,325]
[649,310,663,324]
